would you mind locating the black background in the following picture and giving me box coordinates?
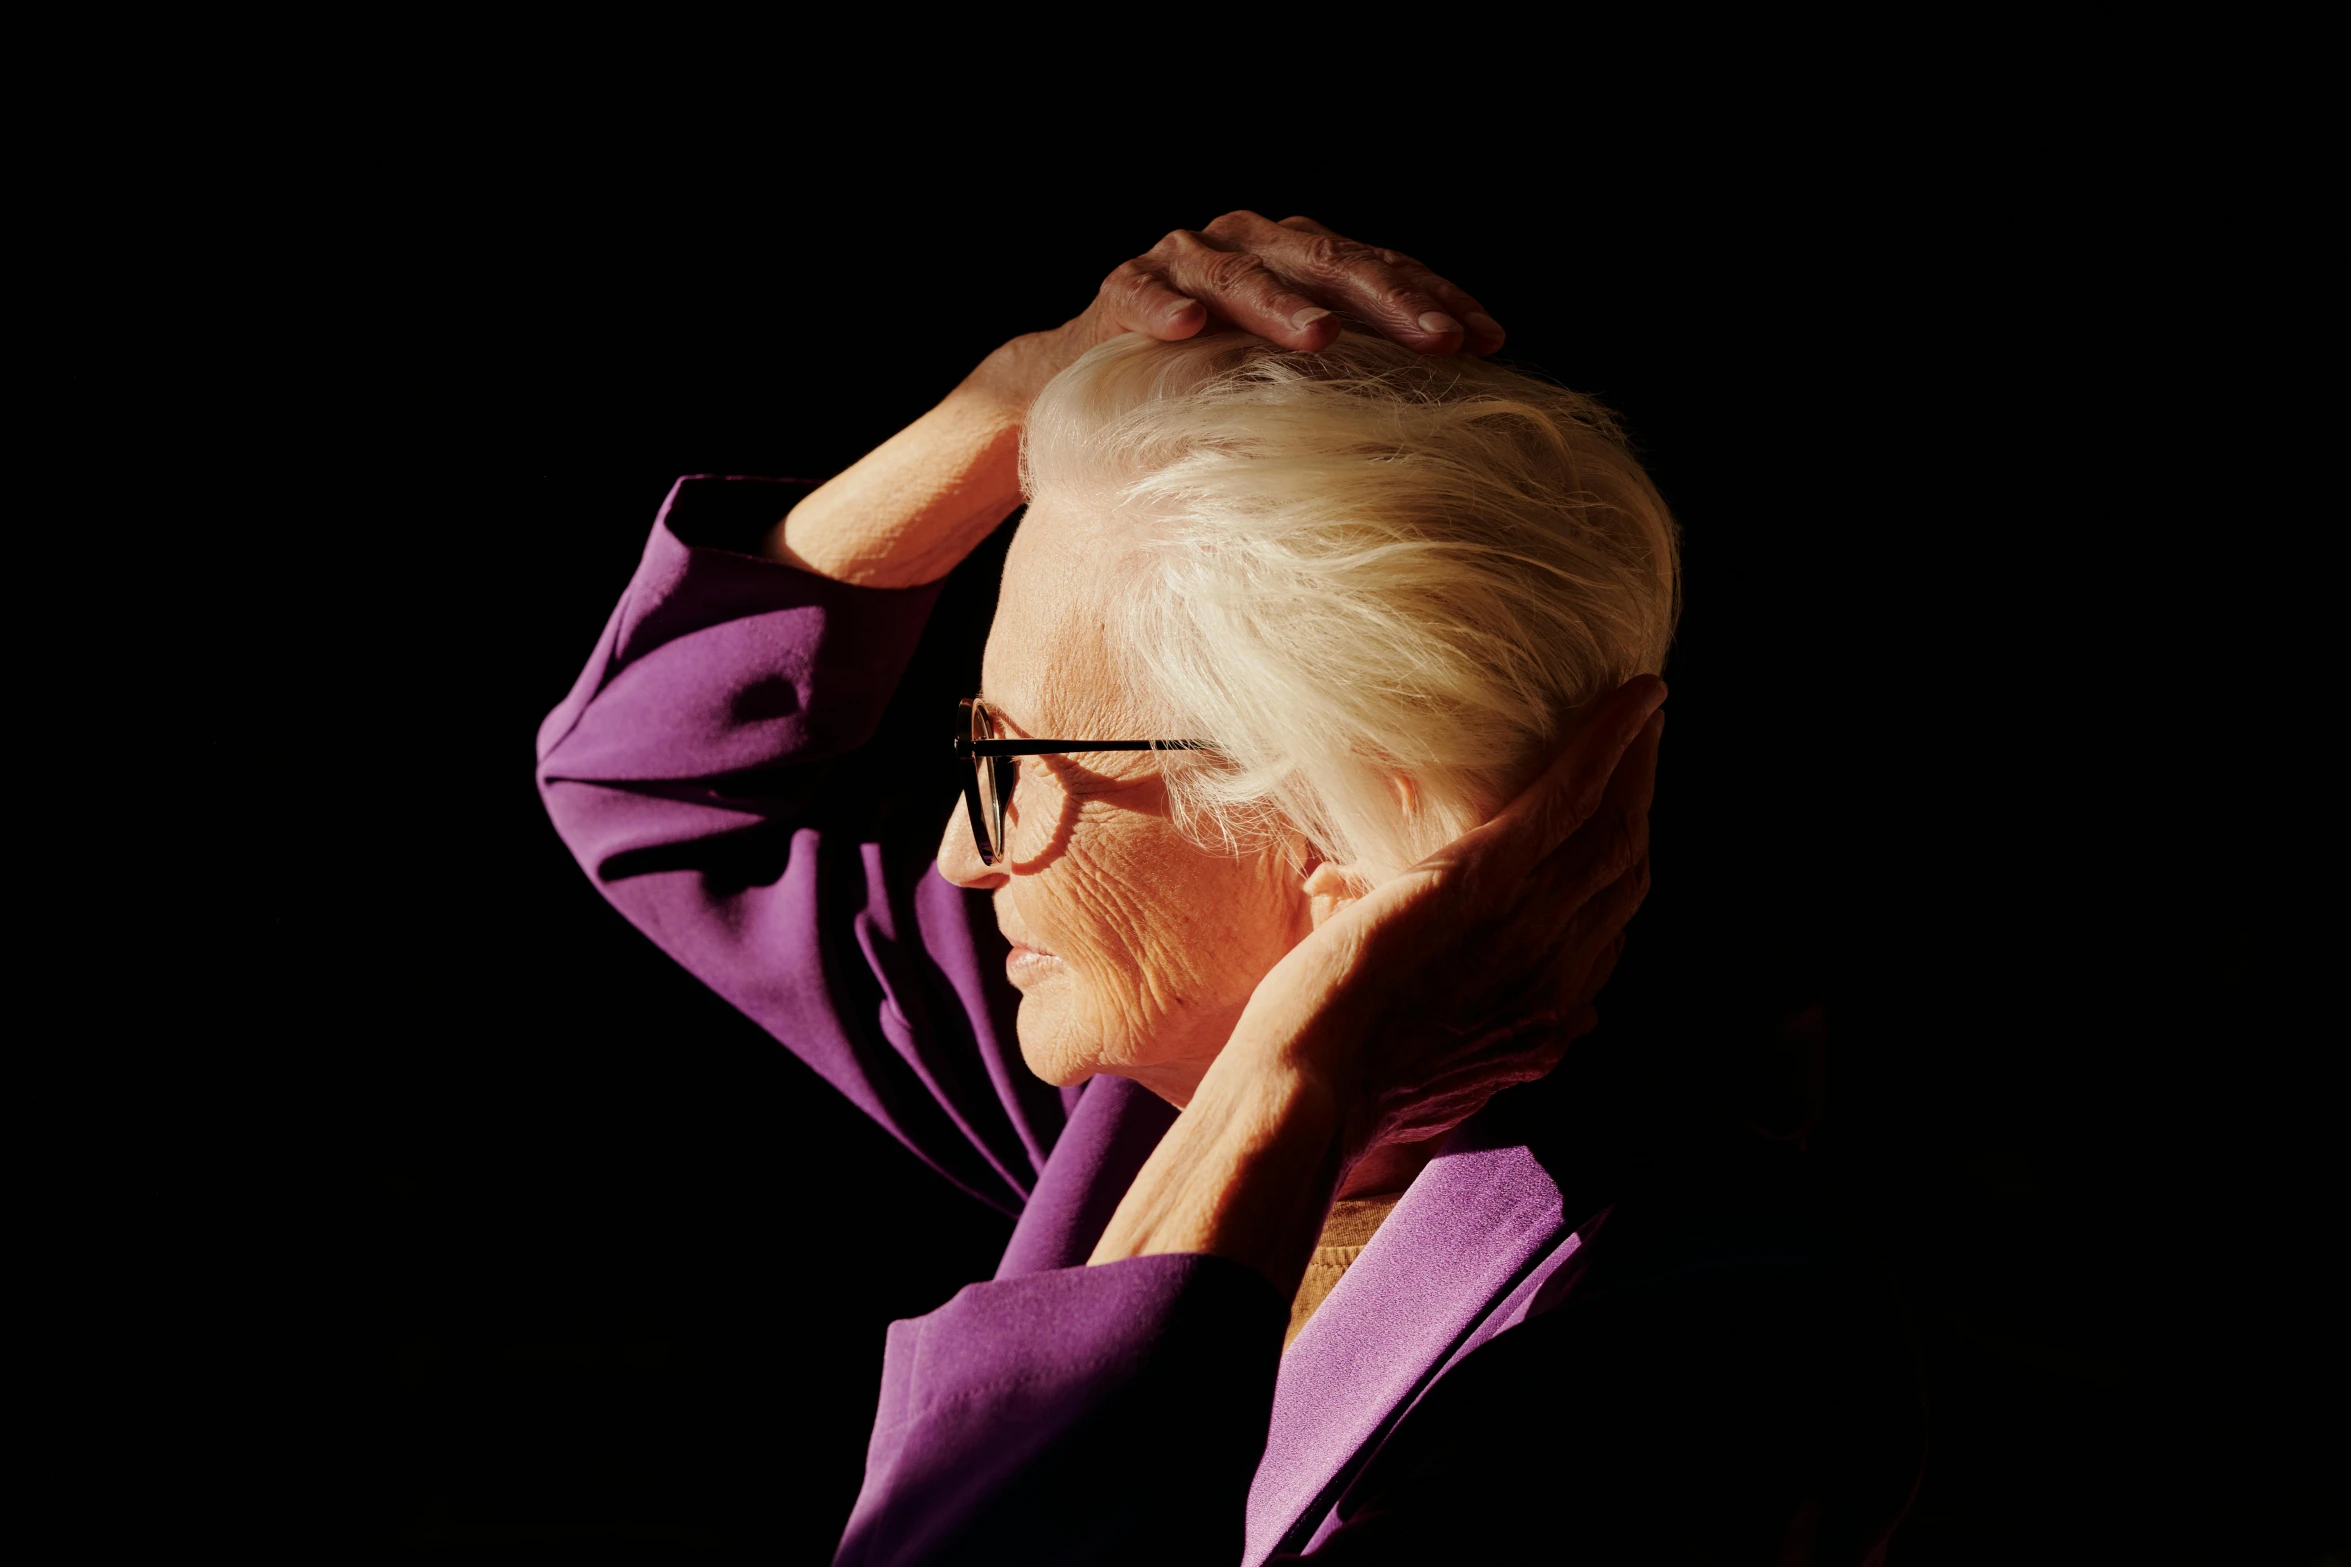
[269,145,2337,1561]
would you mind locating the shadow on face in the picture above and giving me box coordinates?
[933,499,1316,1104]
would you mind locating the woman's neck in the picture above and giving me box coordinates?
[1337,1132,1448,1201]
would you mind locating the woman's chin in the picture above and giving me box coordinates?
[1015,993,1101,1089]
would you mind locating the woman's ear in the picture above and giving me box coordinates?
[1302,861,1376,930]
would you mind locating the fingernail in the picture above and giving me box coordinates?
[1292,307,1333,329]
[1466,312,1504,341]
[1418,311,1465,337]
[1166,297,1200,319]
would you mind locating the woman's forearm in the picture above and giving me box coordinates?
[761,209,1507,591]
[760,327,1079,588]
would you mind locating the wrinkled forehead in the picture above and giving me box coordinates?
[979,495,1152,739]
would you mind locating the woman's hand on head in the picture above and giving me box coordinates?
[1085,211,1505,356]
[1227,676,1669,1169]
[988,211,1506,412]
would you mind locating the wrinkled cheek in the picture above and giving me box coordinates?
[1018,870,1162,1056]
[1043,845,1151,982]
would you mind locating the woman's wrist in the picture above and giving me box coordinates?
[761,329,1083,589]
[1220,951,1387,1160]
[1088,1048,1348,1300]
[962,320,1089,419]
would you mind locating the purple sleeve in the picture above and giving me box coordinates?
[535,475,1069,1214]
[836,1255,1289,1566]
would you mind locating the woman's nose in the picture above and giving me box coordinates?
[937,799,1009,889]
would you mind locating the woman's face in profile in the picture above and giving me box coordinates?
[934,496,1314,1105]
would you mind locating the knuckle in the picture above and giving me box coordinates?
[1382,279,1440,314]
[1203,208,1267,236]
[1295,232,1358,275]
[1621,864,1652,909]
[1607,819,1641,878]
[1201,249,1272,291]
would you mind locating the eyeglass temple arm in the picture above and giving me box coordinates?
[955,738,1213,757]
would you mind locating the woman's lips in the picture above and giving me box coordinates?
[1005,943,1061,984]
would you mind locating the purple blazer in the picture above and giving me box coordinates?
[537,477,1925,1564]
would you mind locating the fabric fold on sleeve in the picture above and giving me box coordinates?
[536,476,1056,1213]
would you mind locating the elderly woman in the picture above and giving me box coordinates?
[537,213,1922,1563]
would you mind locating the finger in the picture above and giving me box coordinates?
[1580,855,1652,956]
[1445,843,1644,1050]
[1486,677,1668,868]
[1473,780,1646,975]
[1143,224,1341,351]
[1392,1019,1577,1132]
[1408,692,1654,923]
[1523,805,1653,963]
[1416,691,1660,943]
[1562,934,1628,1013]
[1490,849,1644,1026]
[1555,853,1647,989]
[1472,737,1655,990]
[1531,709,1663,911]
[1534,683,1666,856]
[1200,210,1471,353]
[1510,909,1635,1034]
[1386,1034,1567,1128]
[1344,239,1507,355]
[1097,256,1209,341]
[1263,213,1506,354]
[1274,214,1504,349]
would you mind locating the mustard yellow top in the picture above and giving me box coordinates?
[1284,1192,1406,1349]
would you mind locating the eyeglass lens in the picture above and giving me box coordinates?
[972,700,1009,861]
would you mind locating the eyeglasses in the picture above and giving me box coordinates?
[953,696,1212,867]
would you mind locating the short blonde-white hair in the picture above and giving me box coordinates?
[1022,329,1680,879]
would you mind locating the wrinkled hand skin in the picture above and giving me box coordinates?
[985,210,1508,414]
[1243,675,1667,1163]
[1093,676,1668,1296]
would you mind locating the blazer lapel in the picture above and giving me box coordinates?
[1241,1109,1574,1563]
[993,1075,1179,1279]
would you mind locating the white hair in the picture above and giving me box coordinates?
[1021,329,1680,879]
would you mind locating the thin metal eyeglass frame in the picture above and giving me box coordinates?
[952,696,1212,867]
